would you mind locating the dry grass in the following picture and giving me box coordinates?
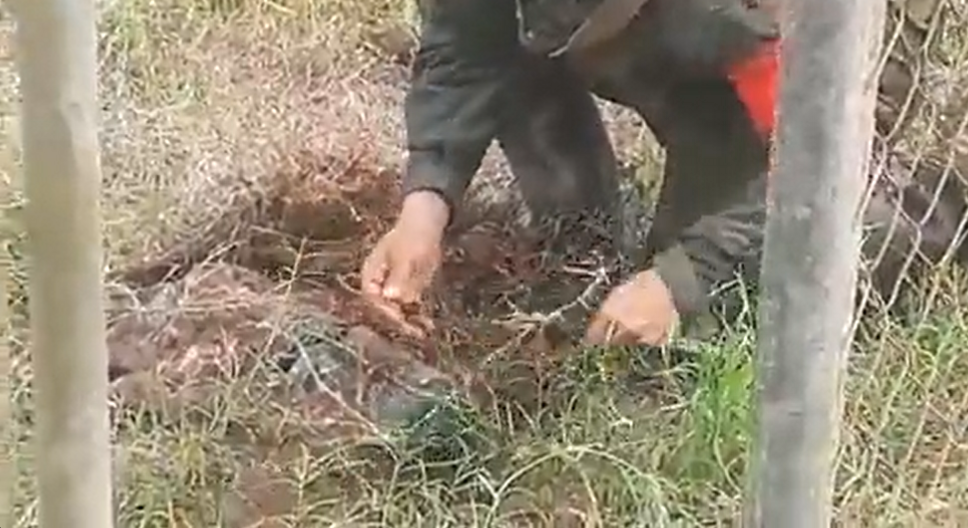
[3,0,968,526]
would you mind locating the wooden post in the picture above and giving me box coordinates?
[8,0,115,526]
[750,0,886,526]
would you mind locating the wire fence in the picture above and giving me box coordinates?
[831,0,968,522]
[861,0,968,310]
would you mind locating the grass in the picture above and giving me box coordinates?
[3,0,968,526]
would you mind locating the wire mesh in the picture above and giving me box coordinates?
[841,0,968,522]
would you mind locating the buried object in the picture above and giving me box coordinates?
[277,317,495,468]
[105,262,498,472]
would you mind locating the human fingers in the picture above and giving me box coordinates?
[382,245,440,306]
[382,255,421,305]
[584,312,625,346]
[360,242,391,298]
[367,297,429,339]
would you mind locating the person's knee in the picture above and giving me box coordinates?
[499,65,620,219]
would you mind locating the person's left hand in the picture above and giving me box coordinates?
[584,268,680,347]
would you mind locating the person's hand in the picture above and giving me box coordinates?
[584,268,680,347]
[360,190,449,333]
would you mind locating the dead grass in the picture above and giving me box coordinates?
[3,0,968,526]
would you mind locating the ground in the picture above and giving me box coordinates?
[3,0,968,526]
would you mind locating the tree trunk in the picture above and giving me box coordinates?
[749,0,885,525]
[1,243,12,528]
[8,0,115,526]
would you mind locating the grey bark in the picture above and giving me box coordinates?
[1,244,11,528]
[749,0,885,526]
[8,0,115,527]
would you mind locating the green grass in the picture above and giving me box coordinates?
[3,0,968,526]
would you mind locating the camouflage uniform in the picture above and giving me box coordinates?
[404,0,778,321]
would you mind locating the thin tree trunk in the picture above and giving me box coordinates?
[1,242,12,528]
[749,0,886,526]
[8,0,114,526]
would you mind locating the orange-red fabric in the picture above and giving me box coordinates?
[727,39,779,140]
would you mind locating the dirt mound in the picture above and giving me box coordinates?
[98,148,664,526]
[106,150,652,448]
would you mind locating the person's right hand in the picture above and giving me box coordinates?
[360,190,450,332]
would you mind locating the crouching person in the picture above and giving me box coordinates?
[358,0,968,347]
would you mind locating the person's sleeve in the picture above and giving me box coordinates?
[637,75,769,319]
[652,173,767,317]
[638,0,777,317]
[403,0,521,213]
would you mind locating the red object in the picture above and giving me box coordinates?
[727,39,780,140]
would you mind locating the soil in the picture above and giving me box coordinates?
[103,150,656,524]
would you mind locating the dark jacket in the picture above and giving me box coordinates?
[403,0,779,317]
